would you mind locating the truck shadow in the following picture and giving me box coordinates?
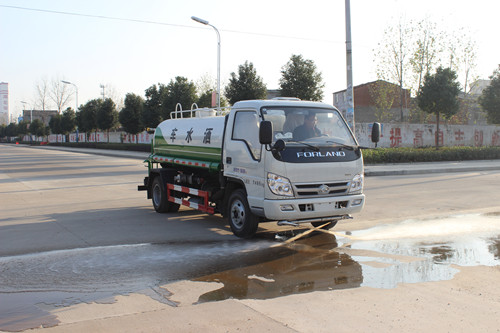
[193,231,363,302]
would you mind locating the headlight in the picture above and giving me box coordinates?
[348,173,363,194]
[267,172,294,197]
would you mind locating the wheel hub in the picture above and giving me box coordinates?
[153,185,161,206]
[230,200,245,229]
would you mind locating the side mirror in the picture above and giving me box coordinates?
[371,122,381,147]
[270,139,286,160]
[259,120,273,145]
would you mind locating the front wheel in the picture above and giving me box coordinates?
[151,176,180,213]
[227,189,259,238]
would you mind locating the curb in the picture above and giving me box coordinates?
[17,144,500,177]
[364,166,500,177]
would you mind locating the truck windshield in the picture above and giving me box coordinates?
[261,107,357,146]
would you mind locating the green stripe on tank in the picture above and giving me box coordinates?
[153,127,222,164]
[149,154,220,172]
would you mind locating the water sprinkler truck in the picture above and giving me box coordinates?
[138,98,380,238]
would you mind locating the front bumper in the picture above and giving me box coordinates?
[262,194,365,222]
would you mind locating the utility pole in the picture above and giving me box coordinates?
[345,0,355,132]
[100,84,106,99]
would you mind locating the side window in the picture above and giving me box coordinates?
[232,111,261,160]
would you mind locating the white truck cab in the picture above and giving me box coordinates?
[223,99,366,235]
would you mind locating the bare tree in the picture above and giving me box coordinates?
[50,77,72,113]
[35,77,51,111]
[196,72,216,96]
[410,18,444,95]
[374,18,415,121]
[101,83,124,111]
[447,28,477,94]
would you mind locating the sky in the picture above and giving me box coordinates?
[1,0,499,120]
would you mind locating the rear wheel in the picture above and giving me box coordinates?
[227,189,259,238]
[311,220,338,230]
[152,176,180,213]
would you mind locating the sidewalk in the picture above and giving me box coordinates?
[32,144,150,160]
[364,159,500,176]
[32,145,500,177]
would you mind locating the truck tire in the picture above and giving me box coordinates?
[152,176,180,213]
[311,220,338,230]
[227,189,259,238]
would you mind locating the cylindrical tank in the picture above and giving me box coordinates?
[151,116,225,170]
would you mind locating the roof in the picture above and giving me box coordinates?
[332,80,408,94]
[232,99,337,110]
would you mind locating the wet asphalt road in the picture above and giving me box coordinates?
[1,144,500,331]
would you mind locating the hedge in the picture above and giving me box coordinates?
[363,146,500,164]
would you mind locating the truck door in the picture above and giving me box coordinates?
[224,110,265,211]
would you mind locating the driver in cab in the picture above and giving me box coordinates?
[293,113,322,141]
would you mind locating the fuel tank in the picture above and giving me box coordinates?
[151,115,225,171]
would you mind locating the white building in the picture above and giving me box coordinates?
[0,82,9,125]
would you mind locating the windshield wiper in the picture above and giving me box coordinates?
[288,139,320,151]
[326,140,373,150]
[326,140,356,150]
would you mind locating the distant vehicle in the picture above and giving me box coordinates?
[138,98,380,238]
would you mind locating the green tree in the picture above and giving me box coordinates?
[163,77,198,118]
[479,65,500,124]
[5,123,18,141]
[30,119,47,140]
[279,54,324,101]
[61,108,76,139]
[197,90,214,108]
[17,121,29,140]
[143,83,167,128]
[97,98,118,142]
[49,114,63,142]
[225,61,267,105]
[78,99,101,141]
[417,67,460,148]
[119,93,145,142]
[76,112,86,142]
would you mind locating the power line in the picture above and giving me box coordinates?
[0,4,343,44]
[0,4,192,28]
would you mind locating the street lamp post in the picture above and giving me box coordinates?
[20,100,33,143]
[62,80,79,142]
[20,101,28,122]
[61,80,78,112]
[20,100,32,123]
[191,16,221,110]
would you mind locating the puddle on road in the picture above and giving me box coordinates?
[1,213,500,331]
[193,213,500,301]
[0,241,275,332]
